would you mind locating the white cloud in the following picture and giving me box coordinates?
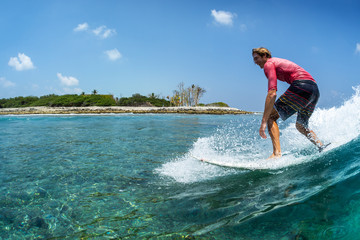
[211,9,236,26]
[93,25,116,39]
[74,22,89,32]
[355,43,360,54]
[105,48,122,61]
[57,73,79,87]
[0,77,16,87]
[8,53,35,71]
[74,23,116,39]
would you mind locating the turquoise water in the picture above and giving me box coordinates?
[1,88,360,239]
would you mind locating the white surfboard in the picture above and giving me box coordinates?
[191,155,245,168]
[191,153,311,170]
[190,155,273,170]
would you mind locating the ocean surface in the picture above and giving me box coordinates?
[1,87,360,239]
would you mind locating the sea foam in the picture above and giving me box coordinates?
[158,85,360,183]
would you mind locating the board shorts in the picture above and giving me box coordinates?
[274,80,319,128]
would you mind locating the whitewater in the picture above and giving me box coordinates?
[157,86,360,237]
[159,85,360,181]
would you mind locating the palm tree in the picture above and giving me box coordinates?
[92,89,98,95]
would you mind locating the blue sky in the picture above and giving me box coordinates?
[1,0,359,111]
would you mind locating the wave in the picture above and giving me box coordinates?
[156,85,360,233]
[158,85,360,183]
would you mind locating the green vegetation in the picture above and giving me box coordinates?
[0,93,171,108]
[0,84,231,108]
[118,93,170,107]
[0,94,117,108]
[205,102,229,107]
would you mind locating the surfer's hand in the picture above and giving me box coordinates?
[259,123,267,139]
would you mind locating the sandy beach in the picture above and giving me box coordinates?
[0,106,253,115]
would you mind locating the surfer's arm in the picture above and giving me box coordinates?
[259,89,277,139]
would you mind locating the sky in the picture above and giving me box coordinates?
[0,0,359,111]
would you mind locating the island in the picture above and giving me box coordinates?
[0,84,254,115]
[0,106,253,115]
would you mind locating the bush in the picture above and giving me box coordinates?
[82,95,116,106]
[118,94,170,107]
[0,94,117,108]
[206,102,229,107]
[0,96,39,108]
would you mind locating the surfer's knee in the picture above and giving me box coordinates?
[267,117,276,127]
[269,109,280,121]
[296,122,308,135]
[296,122,303,131]
[268,111,279,125]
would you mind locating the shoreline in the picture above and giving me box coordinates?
[0,106,254,115]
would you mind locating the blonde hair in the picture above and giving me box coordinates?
[252,47,272,58]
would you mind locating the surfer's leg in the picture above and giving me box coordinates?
[267,109,281,158]
[293,81,327,151]
[295,122,324,149]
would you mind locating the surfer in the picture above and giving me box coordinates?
[252,47,328,158]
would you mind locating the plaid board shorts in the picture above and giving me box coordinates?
[274,80,320,128]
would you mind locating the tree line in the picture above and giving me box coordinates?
[0,94,117,108]
[0,94,172,108]
[0,83,229,108]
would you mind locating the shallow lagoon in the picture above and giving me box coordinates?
[1,111,359,239]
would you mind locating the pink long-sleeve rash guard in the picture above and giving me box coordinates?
[264,57,315,91]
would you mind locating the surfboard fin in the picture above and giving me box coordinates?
[318,143,331,153]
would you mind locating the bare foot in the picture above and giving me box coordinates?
[268,153,281,159]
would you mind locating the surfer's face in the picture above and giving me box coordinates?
[252,53,268,69]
